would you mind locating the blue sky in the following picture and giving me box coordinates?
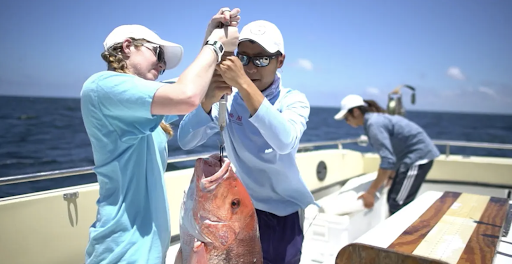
[0,0,511,114]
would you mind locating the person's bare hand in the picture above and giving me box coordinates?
[208,27,239,52]
[173,241,207,264]
[204,7,241,51]
[217,56,249,88]
[203,70,232,105]
[209,7,241,28]
[201,52,234,112]
[358,192,375,209]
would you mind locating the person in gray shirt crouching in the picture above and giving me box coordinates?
[334,94,440,216]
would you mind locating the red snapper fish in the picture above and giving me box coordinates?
[173,154,263,264]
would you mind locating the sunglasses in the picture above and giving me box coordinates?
[143,43,166,75]
[235,53,278,67]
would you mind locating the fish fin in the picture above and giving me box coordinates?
[189,241,208,264]
[173,246,183,264]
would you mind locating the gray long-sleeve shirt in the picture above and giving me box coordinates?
[363,112,440,171]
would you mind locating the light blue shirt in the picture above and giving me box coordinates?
[177,74,316,216]
[80,71,178,264]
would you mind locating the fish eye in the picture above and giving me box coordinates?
[231,198,240,209]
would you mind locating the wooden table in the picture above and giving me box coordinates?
[335,191,512,264]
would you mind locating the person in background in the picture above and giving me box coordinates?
[80,7,241,264]
[177,20,315,264]
[333,94,440,216]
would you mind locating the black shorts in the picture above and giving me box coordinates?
[387,160,434,215]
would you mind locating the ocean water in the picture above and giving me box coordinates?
[1,96,511,198]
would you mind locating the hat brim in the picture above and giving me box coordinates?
[239,38,281,54]
[334,109,348,120]
[155,39,183,70]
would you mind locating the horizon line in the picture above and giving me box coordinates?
[1,94,511,117]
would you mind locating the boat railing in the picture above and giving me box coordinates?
[1,136,511,186]
[432,139,512,157]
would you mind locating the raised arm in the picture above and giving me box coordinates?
[176,53,235,150]
[177,101,221,150]
[215,56,309,154]
[248,90,310,154]
[151,26,239,116]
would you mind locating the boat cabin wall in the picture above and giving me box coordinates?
[0,149,366,264]
[1,149,511,264]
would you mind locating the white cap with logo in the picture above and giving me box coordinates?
[334,94,366,120]
[103,24,184,70]
[239,20,284,54]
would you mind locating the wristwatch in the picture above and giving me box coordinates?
[204,40,224,64]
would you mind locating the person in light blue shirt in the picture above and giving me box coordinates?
[80,8,241,264]
[177,20,315,264]
[333,94,440,217]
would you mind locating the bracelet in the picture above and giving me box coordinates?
[204,40,224,64]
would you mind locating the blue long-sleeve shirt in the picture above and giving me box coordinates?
[177,74,316,216]
[363,112,440,171]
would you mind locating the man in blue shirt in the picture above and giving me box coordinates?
[177,20,315,264]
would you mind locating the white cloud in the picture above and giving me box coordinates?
[440,90,462,97]
[366,87,380,95]
[439,86,507,103]
[478,86,497,98]
[296,59,313,71]
[446,66,465,80]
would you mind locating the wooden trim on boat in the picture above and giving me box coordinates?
[336,191,510,264]
[335,243,449,264]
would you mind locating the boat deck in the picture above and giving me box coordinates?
[165,177,512,264]
[2,137,511,264]
[352,190,511,264]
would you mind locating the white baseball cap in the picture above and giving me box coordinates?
[334,94,366,120]
[103,24,184,70]
[239,20,284,54]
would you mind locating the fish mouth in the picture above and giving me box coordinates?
[199,154,231,191]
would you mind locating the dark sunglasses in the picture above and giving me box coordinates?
[143,43,166,75]
[235,53,278,67]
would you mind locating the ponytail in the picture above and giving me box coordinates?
[159,122,174,138]
[363,100,386,113]
[347,99,386,117]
